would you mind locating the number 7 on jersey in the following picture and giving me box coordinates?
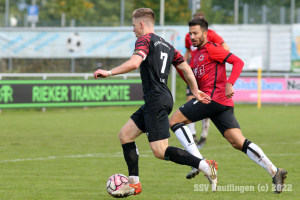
[160,52,168,74]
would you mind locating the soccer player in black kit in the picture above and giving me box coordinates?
[94,8,218,198]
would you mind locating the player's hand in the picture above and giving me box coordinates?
[93,69,109,79]
[225,82,234,99]
[194,90,211,104]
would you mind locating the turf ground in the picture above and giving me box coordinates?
[0,103,299,199]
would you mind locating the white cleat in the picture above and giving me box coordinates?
[204,160,218,192]
[111,182,142,198]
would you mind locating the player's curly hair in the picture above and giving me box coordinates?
[188,17,208,31]
[132,8,155,24]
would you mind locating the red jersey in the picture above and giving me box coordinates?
[192,42,234,106]
[185,29,224,67]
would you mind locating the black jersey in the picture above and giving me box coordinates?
[133,33,184,105]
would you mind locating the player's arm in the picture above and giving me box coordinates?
[225,54,244,99]
[176,61,211,104]
[221,42,230,51]
[208,44,244,99]
[209,29,230,51]
[94,36,149,79]
[94,55,142,79]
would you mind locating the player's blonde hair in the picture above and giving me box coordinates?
[132,8,155,25]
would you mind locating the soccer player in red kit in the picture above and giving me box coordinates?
[184,12,230,149]
[170,17,287,194]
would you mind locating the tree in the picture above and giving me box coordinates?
[57,0,93,19]
[1,0,300,27]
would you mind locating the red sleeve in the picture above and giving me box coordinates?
[172,49,185,67]
[226,54,244,85]
[207,29,224,44]
[185,33,191,49]
[133,35,151,60]
[207,43,231,63]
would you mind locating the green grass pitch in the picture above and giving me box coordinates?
[0,103,299,199]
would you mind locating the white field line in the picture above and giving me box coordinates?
[0,153,152,163]
[1,142,299,163]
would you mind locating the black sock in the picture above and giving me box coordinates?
[122,142,139,176]
[164,146,201,169]
[242,139,252,154]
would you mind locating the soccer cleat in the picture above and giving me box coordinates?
[204,160,218,192]
[186,167,200,179]
[193,134,198,143]
[197,137,207,149]
[272,168,288,194]
[111,182,142,198]
[186,158,208,179]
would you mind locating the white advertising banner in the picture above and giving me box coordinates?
[0,28,181,59]
[0,25,292,71]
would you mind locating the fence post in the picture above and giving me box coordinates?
[291,0,295,24]
[8,58,12,71]
[297,8,300,23]
[243,3,248,24]
[71,57,75,73]
[5,0,9,27]
[280,6,285,24]
[262,5,267,24]
[234,0,239,24]
[120,0,125,26]
[267,22,271,76]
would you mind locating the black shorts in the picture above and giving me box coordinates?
[179,99,240,136]
[131,104,172,142]
[186,85,193,96]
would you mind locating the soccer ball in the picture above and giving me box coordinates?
[66,32,82,52]
[106,174,129,196]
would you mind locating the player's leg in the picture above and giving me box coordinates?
[112,108,144,197]
[119,118,143,184]
[224,128,287,193]
[169,109,203,160]
[186,85,197,142]
[169,100,219,181]
[197,118,210,149]
[169,99,224,159]
[119,118,143,145]
[211,106,287,194]
[144,103,202,161]
[149,138,218,192]
[141,103,217,191]
[212,107,279,178]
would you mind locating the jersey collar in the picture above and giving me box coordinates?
[198,42,207,50]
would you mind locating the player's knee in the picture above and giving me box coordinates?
[151,146,167,160]
[119,129,131,144]
[230,142,238,149]
[169,116,178,128]
[169,119,174,128]
[118,130,125,143]
[230,141,243,150]
[152,149,164,160]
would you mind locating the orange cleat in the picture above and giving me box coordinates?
[112,182,142,198]
[129,182,142,195]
